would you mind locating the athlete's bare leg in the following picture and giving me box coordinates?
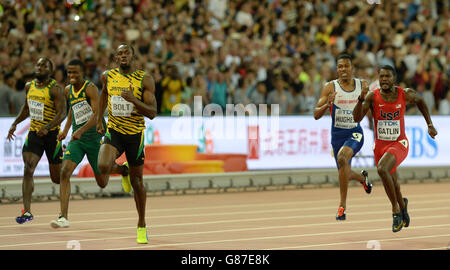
[59,159,77,219]
[94,168,122,188]
[377,152,400,213]
[49,163,61,184]
[59,154,123,220]
[22,152,42,213]
[129,165,146,228]
[97,143,128,184]
[349,170,364,182]
[336,146,355,209]
[97,144,121,174]
[391,170,406,210]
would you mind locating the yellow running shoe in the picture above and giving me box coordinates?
[121,162,132,193]
[137,227,148,244]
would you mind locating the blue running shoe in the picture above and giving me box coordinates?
[16,209,33,224]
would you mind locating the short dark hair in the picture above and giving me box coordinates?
[379,65,397,77]
[67,59,85,70]
[41,57,54,72]
[336,54,352,63]
[117,43,135,56]
[4,72,14,81]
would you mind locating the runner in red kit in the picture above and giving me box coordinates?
[353,65,438,233]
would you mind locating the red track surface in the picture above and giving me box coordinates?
[0,182,449,250]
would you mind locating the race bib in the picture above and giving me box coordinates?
[28,99,44,121]
[377,120,400,141]
[334,108,357,129]
[111,95,134,116]
[72,100,93,125]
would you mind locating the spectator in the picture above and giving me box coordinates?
[235,2,254,28]
[300,83,318,115]
[266,75,293,115]
[210,69,229,111]
[54,67,66,89]
[191,72,209,114]
[419,83,437,115]
[233,77,250,106]
[0,0,447,116]
[181,76,193,106]
[249,81,267,106]
[161,65,184,115]
[0,73,13,116]
[438,91,450,115]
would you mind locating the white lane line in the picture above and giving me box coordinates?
[110,224,450,250]
[268,233,450,250]
[0,215,448,249]
[1,196,450,227]
[1,191,450,221]
[1,203,449,232]
[420,246,449,250]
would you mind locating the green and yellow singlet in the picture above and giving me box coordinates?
[106,68,146,135]
[27,79,59,132]
[68,80,104,140]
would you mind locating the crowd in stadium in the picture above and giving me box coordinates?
[0,0,448,116]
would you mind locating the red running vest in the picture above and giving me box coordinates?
[372,87,407,144]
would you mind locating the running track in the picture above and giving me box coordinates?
[0,182,449,250]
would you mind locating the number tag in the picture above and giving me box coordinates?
[352,132,363,142]
[399,139,408,148]
[72,100,93,125]
[28,99,44,121]
[111,95,134,116]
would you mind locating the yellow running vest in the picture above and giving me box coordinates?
[27,79,59,132]
[106,68,146,135]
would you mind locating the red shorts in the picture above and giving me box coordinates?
[374,139,409,173]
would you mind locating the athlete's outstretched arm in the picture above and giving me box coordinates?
[314,82,335,120]
[57,86,72,141]
[121,74,157,120]
[7,82,31,141]
[97,71,109,135]
[37,83,67,137]
[353,81,372,123]
[405,88,437,139]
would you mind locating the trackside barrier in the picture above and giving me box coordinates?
[1,166,448,201]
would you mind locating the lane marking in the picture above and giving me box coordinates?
[269,233,450,250]
[0,216,448,249]
[2,191,450,221]
[111,224,450,250]
[1,204,450,231]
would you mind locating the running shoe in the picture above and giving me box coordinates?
[361,170,372,194]
[50,216,70,228]
[392,212,403,232]
[121,162,132,193]
[336,206,346,221]
[401,198,410,228]
[137,227,148,244]
[16,209,33,224]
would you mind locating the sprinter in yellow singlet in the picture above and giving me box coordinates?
[96,44,157,244]
[7,57,67,224]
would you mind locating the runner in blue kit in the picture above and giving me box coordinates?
[314,54,372,220]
